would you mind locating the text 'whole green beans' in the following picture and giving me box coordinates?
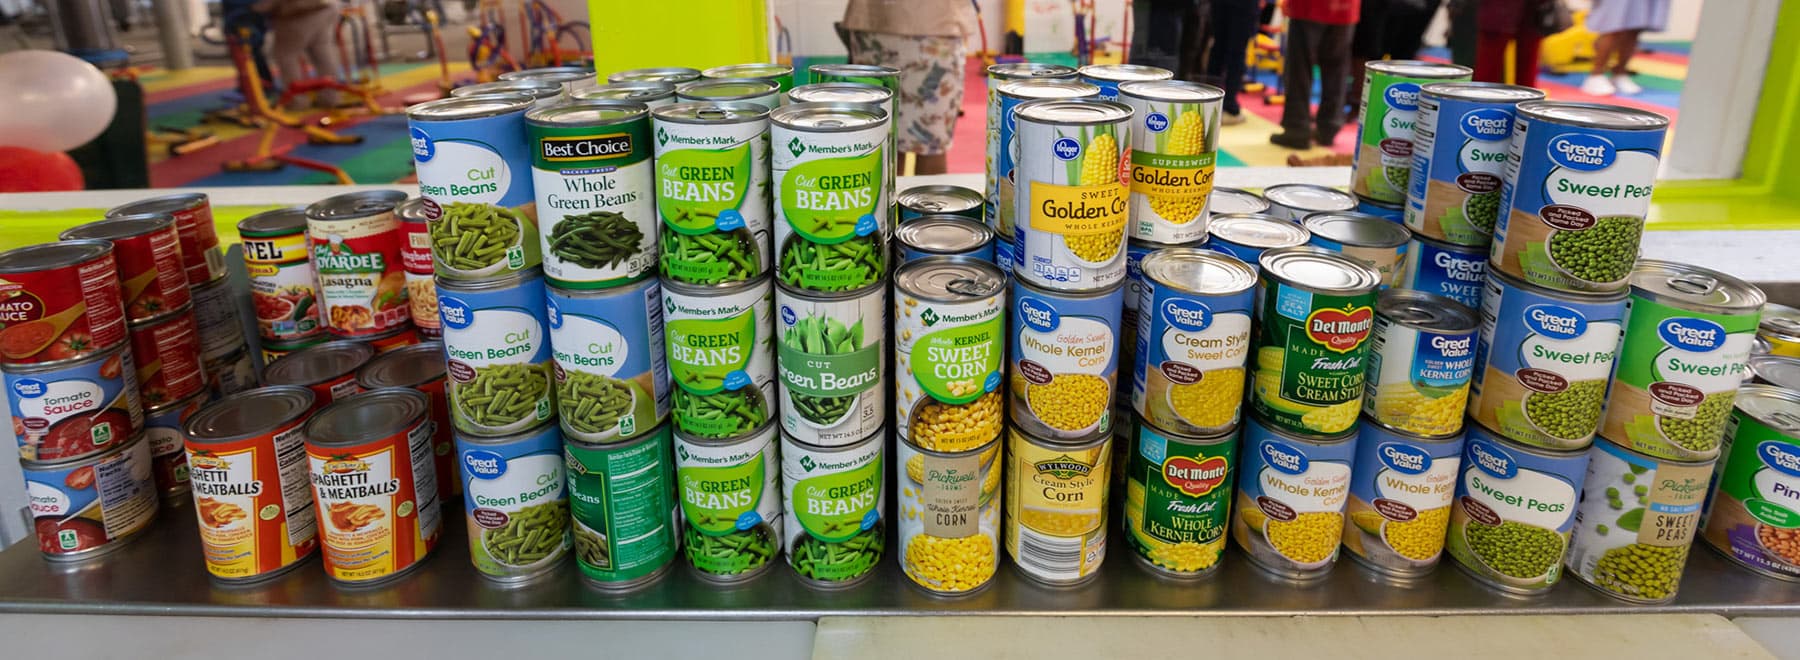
[782,314,864,424]
[549,211,644,270]
[779,234,884,293]
[674,387,768,438]
[454,363,553,430]
[483,499,571,566]
[661,223,761,285]
[433,202,528,272]
[559,370,636,437]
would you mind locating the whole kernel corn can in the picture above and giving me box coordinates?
[1700,385,1800,581]
[1342,418,1464,577]
[1011,98,1134,291]
[1564,436,1711,603]
[1008,278,1125,440]
[1124,417,1237,578]
[894,257,1007,451]
[1131,247,1256,437]
[1232,411,1357,580]
[1005,425,1111,585]
[896,434,1002,595]
[1446,423,1587,595]
[1248,247,1382,437]
[1363,288,1478,438]
[1119,80,1222,245]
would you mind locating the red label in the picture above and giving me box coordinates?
[129,311,205,407]
[447,360,477,383]
[1305,306,1374,354]
[1379,137,1413,159]
[0,251,127,365]
[308,213,409,337]
[472,508,509,529]
[171,203,226,283]
[400,220,435,274]
[1455,172,1502,194]
[1538,204,1597,231]
[112,224,193,322]
[1163,455,1228,496]
[1649,381,1706,407]
[1515,368,1570,394]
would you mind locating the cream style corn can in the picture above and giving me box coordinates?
[1125,418,1237,578]
[1342,419,1464,577]
[1005,426,1111,585]
[1009,278,1125,440]
[1119,80,1222,244]
[1131,248,1257,437]
[1232,412,1356,580]
[1011,99,1133,291]
[1363,289,1478,438]
[897,435,1002,594]
[895,257,1008,451]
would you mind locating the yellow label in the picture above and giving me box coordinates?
[1130,162,1215,199]
[308,422,440,583]
[1028,181,1129,235]
[242,233,309,265]
[1004,429,1110,580]
[189,423,317,580]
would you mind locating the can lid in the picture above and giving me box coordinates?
[896,215,994,255]
[1761,303,1800,338]
[678,78,779,100]
[410,92,539,119]
[770,102,887,130]
[1517,100,1670,130]
[436,267,540,293]
[1208,187,1270,215]
[653,101,770,125]
[897,185,983,214]
[1750,355,1800,392]
[1142,247,1258,295]
[1628,259,1766,313]
[1304,212,1412,249]
[395,197,431,223]
[1735,384,1800,436]
[497,66,593,84]
[1366,59,1472,79]
[183,385,315,443]
[237,206,309,236]
[61,212,174,242]
[702,63,791,79]
[305,388,429,447]
[572,81,675,103]
[0,240,112,274]
[1420,81,1546,103]
[987,62,1078,79]
[608,67,701,84]
[304,190,407,221]
[1264,184,1357,213]
[1077,63,1174,82]
[1260,246,1382,294]
[263,340,376,386]
[1118,79,1223,103]
[105,192,206,217]
[809,63,900,79]
[357,342,446,390]
[1208,213,1310,249]
[526,99,647,126]
[786,82,893,106]
[1377,288,1479,333]
[1014,98,1132,125]
[895,256,1006,302]
[997,78,1100,100]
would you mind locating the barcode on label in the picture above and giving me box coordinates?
[1015,527,1102,581]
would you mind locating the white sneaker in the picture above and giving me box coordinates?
[1581,74,1616,96]
[1613,74,1643,95]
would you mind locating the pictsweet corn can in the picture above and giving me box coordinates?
[1262,184,1357,224]
[1011,99,1133,291]
[771,102,890,294]
[1005,426,1111,585]
[1342,418,1464,577]
[438,271,556,436]
[781,429,886,587]
[1363,288,1478,438]
[357,342,457,499]
[546,278,670,442]
[1248,247,1382,437]
[1009,278,1125,440]
[407,94,544,282]
[1398,236,1488,309]
[455,423,570,583]
[897,434,1002,595]
[1468,271,1626,451]
[262,340,373,411]
[894,257,1007,450]
[183,386,319,582]
[1124,417,1237,578]
[898,184,984,222]
[894,214,996,265]
[5,343,140,463]
[1131,248,1257,436]
[238,207,325,342]
[1232,412,1357,580]
[1303,211,1412,289]
[60,213,192,324]
[663,274,776,440]
[1701,385,1800,581]
[304,388,443,586]
[23,432,157,561]
[1565,436,1711,603]
[1119,80,1222,244]
[527,100,659,289]
[1208,187,1271,216]
[144,392,203,499]
[675,424,782,582]
[775,281,886,446]
[651,101,773,287]
[1351,60,1472,205]
[1077,63,1173,101]
[1205,213,1310,268]
[304,191,411,339]
[989,79,1100,239]
[566,422,678,590]
[1446,423,1588,595]
[1404,82,1543,246]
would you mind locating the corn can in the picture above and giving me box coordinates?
[304,388,442,586]
[1120,80,1222,244]
[1342,418,1464,577]
[1077,63,1173,101]
[989,79,1100,239]
[1303,211,1412,289]
[897,435,1002,594]
[1565,436,1711,603]
[894,257,1007,450]
[1005,426,1111,585]
[1205,213,1310,268]
[183,386,319,582]
[675,424,782,582]
[985,64,1080,232]
[1248,247,1382,437]
[781,429,886,587]
[1363,288,1478,438]
[1208,187,1270,216]
[1232,412,1357,580]
[1009,278,1125,439]
[1011,98,1133,291]
[1125,418,1236,578]
[455,423,570,583]
[1131,248,1257,436]
[1262,184,1357,223]
[567,422,678,590]
[651,101,772,286]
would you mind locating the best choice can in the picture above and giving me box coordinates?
[145,392,204,499]
[262,340,375,410]
[305,191,411,338]
[989,79,1100,239]
[1009,278,1125,440]
[1208,187,1271,216]
[1701,385,1800,580]
[191,276,247,361]
[1399,236,1488,309]
[358,342,457,499]
[407,94,543,281]
[897,435,1002,594]
[675,425,782,581]
[106,192,226,284]
[894,257,1007,450]
[23,432,157,560]
[651,101,772,287]
[894,215,997,265]
[1404,82,1543,246]
[781,430,886,587]
[455,424,569,583]
[1005,426,1111,585]
[1131,248,1256,436]
[1601,261,1763,461]
[528,100,659,289]
[1363,289,1478,438]
[1468,271,1626,451]
[397,198,441,340]
[439,271,555,436]
[304,388,443,586]
[663,275,775,440]
[1447,424,1588,595]
[5,343,140,462]
[771,102,889,294]
[547,278,671,441]
[1303,212,1412,289]
[775,282,886,446]
[1124,418,1236,578]
[182,386,319,582]
[238,208,325,342]
[128,305,206,408]
[1350,60,1472,205]
[1011,98,1133,291]
[1231,412,1356,580]
[1262,184,1356,223]
[60,214,192,324]
[898,184,984,222]
[1565,437,1711,603]
[1248,247,1382,437]
[1491,102,1668,293]
[1120,80,1222,244]
[0,241,128,367]
[1342,419,1464,577]
[566,423,678,590]
[1205,213,1310,268]
[1077,63,1173,101]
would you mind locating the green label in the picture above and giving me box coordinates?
[793,456,881,542]
[678,448,769,535]
[666,314,756,395]
[779,151,884,244]
[778,342,880,397]
[1130,435,1235,549]
[1252,283,1376,432]
[1718,411,1800,528]
[565,431,677,584]
[1613,296,1756,391]
[913,315,1004,405]
[530,120,651,170]
[658,144,752,234]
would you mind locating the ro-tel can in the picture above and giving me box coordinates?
[128,304,206,408]
[397,198,442,340]
[238,208,325,342]
[991,80,1100,241]
[304,191,410,338]
[262,340,375,411]
[60,213,191,324]
[1399,236,1487,309]
[106,192,226,284]
[145,392,204,499]
[1124,418,1236,577]
[1077,63,1173,101]
[895,215,997,265]
[23,431,157,560]
[1132,248,1256,436]
[1356,197,1404,223]
[1012,98,1134,291]
[663,275,776,440]
[304,388,443,586]
[1120,80,1223,244]
[675,424,781,581]
[781,429,886,587]
[455,423,569,582]
[202,346,258,398]
[677,78,782,110]
[407,94,543,281]
[1350,60,1472,205]
[566,422,678,590]
[438,271,554,436]
[1208,187,1271,216]
[1262,184,1357,224]
[1248,247,1382,436]
[775,281,885,446]
[1565,436,1711,602]
[896,434,1002,594]
[527,101,658,289]
[182,386,319,582]
[499,65,593,89]
[0,241,127,367]
[450,80,564,105]
[609,67,701,84]
[894,257,1007,450]
[1342,419,1464,577]
[1205,213,1310,268]
[571,81,677,109]
[1491,102,1669,293]
[1602,261,1763,461]
[771,102,890,294]
[190,277,247,362]
[1750,355,1800,391]
[1702,385,1800,580]
[358,342,457,498]
[1757,303,1800,358]
[1405,82,1544,246]
[1363,288,1479,438]
[898,184,984,222]
[1005,425,1111,585]
[1232,412,1357,579]
[651,101,772,287]
[547,278,670,442]
[1447,424,1587,594]
[1009,278,1125,439]
[5,343,139,462]
[1469,271,1627,450]
[260,334,328,366]
[1304,212,1412,289]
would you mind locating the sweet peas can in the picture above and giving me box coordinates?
[1468,271,1626,451]
[1404,82,1543,246]
[1565,437,1711,603]
[1351,60,1472,205]
[60,214,192,323]
[1446,424,1587,594]
[6,343,140,462]
[1399,236,1487,309]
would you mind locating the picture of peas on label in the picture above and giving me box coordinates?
[1470,275,1624,451]
[1404,85,1540,246]
[439,275,555,435]
[663,279,774,439]
[1602,295,1757,461]
[1009,280,1123,440]
[547,280,671,442]
[1565,439,1711,602]
[457,427,570,580]
[529,106,658,289]
[1446,429,1587,593]
[1231,415,1355,578]
[675,429,781,580]
[773,112,888,293]
[781,434,885,584]
[653,108,772,286]
[776,286,885,447]
[1249,282,1377,437]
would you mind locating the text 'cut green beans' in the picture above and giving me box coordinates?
[792,526,884,582]
[685,523,777,576]
[454,363,553,429]
[549,211,644,270]
[779,234,884,293]
[661,224,761,285]
[782,314,864,424]
[434,202,526,271]
[673,387,768,438]
[482,499,571,566]
[559,370,635,437]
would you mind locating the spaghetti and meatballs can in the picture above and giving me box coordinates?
[1119,80,1222,244]
[366,325,421,353]
[6,343,140,463]
[566,423,679,590]
[182,386,320,582]
[1231,412,1357,580]
[1342,419,1464,577]
[527,100,659,289]
[894,257,1007,450]
[1248,247,1382,437]
[1468,271,1626,451]
[358,342,456,498]
[1404,82,1543,246]
[305,191,411,338]
[1701,385,1800,581]
[1304,212,1412,289]
[23,431,157,560]
[127,304,206,408]
[1009,278,1125,440]
[897,434,1002,594]
[60,213,192,323]
[0,240,128,367]
[262,340,376,410]
[1363,288,1478,438]
[238,207,324,342]
[771,102,890,294]
[190,277,247,362]
[989,79,1100,239]
[898,184,984,222]
[1124,419,1237,578]
[304,388,443,586]
[397,198,441,340]
[1351,60,1472,205]
[106,192,226,284]
[407,94,544,281]
[547,278,672,442]
[455,424,570,583]
[439,271,556,436]
[144,392,204,499]
[650,101,772,287]
[1005,426,1111,585]
[1398,236,1487,309]
[675,425,782,582]
[775,281,886,447]
[1564,436,1712,603]
[1446,425,1588,594]
[1131,248,1257,437]
[781,429,887,587]
[1011,98,1133,291]
[663,275,776,440]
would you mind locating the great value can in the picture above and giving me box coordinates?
[1342,419,1464,577]
[1601,261,1763,461]
[499,65,593,88]
[190,277,247,362]
[455,423,570,583]
[1447,424,1587,594]
[986,65,1079,211]
[663,275,776,440]
[1399,236,1487,309]
[304,388,443,586]
[785,82,891,116]
[106,192,225,284]
[1009,278,1125,439]
[571,81,676,108]
[677,78,781,110]
[1205,213,1309,267]
[898,184,984,222]
[452,80,563,104]
[1132,248,1257,436]
[1208,187,1271,216]
[772,102,890,294]
[566,423,678,590]
[0,241,128,367]
[439,271,555,436]
[1263,184,1356,223]
[238,208,325,342]
[651,101,772,286]
[1351,60,1472,204]
[23,432,157,560]
[5,343,140,462]
[408,94,543,281]
[547,278,671,442]
[1120,80,1222,244]
[1357,197,1404,223]
[775,282,885,446]
[1565,437,1711,603]
[357,343,457,499]
[144,392,203,499]
[781,430,886,587]
[183,386,319,582]
[1468,271,1626,451]
[895,215,997,266]
[1077,63,1173,101]
[1303,212,1412,289]
[1121,238,1189,401]
[897,435,1002,594]
[702,63,794,92]
[398,198,442,340]
[1491,102,1668,293]
[304,191,411,338]
[1123,418,1236,578]
[675,425,782,581]
[1701,385,1800,581]
[989,79,1099,239]
[60,213,192,323]
[528,100,659,289]
[1363,289,1479,438]
[262,340,374,411]
[1404,82,1543,246]
[894,257,1007,450]
[1248,247,1382,437]
[1012,99,1133,291]
[1005,426,1111,585]
[609,67,700,84]
[128,305,206,408]
[1231,412,1356,580]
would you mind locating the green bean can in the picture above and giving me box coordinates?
[527,101,658,289]
[771,102,890,294]
[455,424,570,583]
[775,282,886,446]
[1565,437,1711,602]
[1248,247,1382,437]
[651,101,772,287]
[1124,418,1237,578]
[566,422,678,590]
[663,275,776,440]
[406,94,543,281]
[1447,424,1588,594]
[438,271,556,436]
[1350,60,1471,205]
[780,430,885,587]
[547,278,670,442]
[675,424,782,581]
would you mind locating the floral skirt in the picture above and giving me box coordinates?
[845,30,967,156]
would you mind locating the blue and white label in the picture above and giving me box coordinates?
[1053,137,1082,161]
[1237,414,1355,514]
[1400,239,1486,309]
[1524,304,1589,340]
[1658,317,1726,353]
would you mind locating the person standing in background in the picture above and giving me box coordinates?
[261,0,343,109]
[1271,0,1358,150]
[1472,0,1547,88]
[1582,0,1669,96]
[1209,0,1262,125]
[842,0,976,175]
[1346,0,1442,120]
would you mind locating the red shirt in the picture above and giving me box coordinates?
[1285,0,1359,25]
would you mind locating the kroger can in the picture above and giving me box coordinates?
[23,432,157,560]
[1232,412,1357,580]
[1447,424,1587,595]
[304,191,410,338]
[127,305,206,408]
[1405,82,1543,246]
[1263,184,1356,223]
[895,215,996,265]
[1363,289,1479,438]
[144,392,203,499]
[567,423,678,590]
[677,78,781,110]
[898,184,984,222]
[358,342,456,498]
[6,343,140,462]
[407,94,543,281]
[1248,247,1382,437]
[455,424,570,583]
[1205,213,1309,268]
[702,63,794,92]
[1565,436,1712,603]
[1701,385,1800,581]
[609,67,700,84]
[0,241,128,367]
[1012,98,1133,291]
[262,340,374,410]
[663,275,776,440]
[775,282,885,447]
[439,271,555,436]
[304,388,443,586]
[1342,419,1464,577]
[894,257,1007,450]
[651,101,772,286]
[1491,102,1668,293]
[1132,248,1256,436]
[1077,63,1173,101]
[1124,418,1236,578]
[1351,60,1472,205]
[771,102,889,294]
[990,79,1099,239]
[675,425,782,581]
[1120,80,1222,244]
[183,386,319,582]
[897,434,1002,594]
[1469,271,1626,451]
[1010,279,1125,440]
[547,278,670,442]
[571,81,675,109]
[105,192,225,285]
[60,213,192,324]
[1208,187,1271,216]
[527,100,658,289]
[1006,426,1111,585]
[397,198,441,340]
[238,208,324,342]
[1399,236,1487,309]
[1304,212,1412,289]
[781,430,886,587]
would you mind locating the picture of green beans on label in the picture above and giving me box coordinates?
[453,363,553,432]
[433,202,536,275]
[1523,380,1606,441]
[558,369,648,441]
[1463,519,1564,580]
[660,228,762,285]
[685,521,777,576]
[792,526,883,582]
[782,314,867,425]
[778,234,884,293]
[674,387,768,438]
[575,521,610,569]
[549,211,644,270]
[1538,215,1642,285]
[482,499,570,566]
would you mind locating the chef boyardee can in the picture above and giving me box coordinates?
[1263,184,1356,223]
[1232,411,1357,580]
[772,102,889,294]
[775,281,886,447]
[1078,63,1173,101]
[1701,385,1800,581]
[1006,425,1111,585]
[566,422,678,590]
[990,80,1099,240]
[455,423,570,583]
[894,257,1007,451]
[1351,60,1472,205]
[652,101,772,287]
[1206,213,1310,268]
[547,278,670,442]
[1399,236,1487,309]
[895,215,997,266]
[1363,289,1478,438]
[1469,271,1626,451]
[527,100,658,289]
[304,388,443,586]
[1303,211,1412,289]
[407,94,543,281]
[439,271,556,436]
[675,424,782,581]
[781,429,886,587]
[1447,423,1587,595]
[1012,98,1134,291]
[1342,419,1464,578]
[1120,80,1222,245]
[1248,247,1382,437]
[663,274,776,440]
[1124,417,1236,578]
[898,184,984,222]
[1132,248,1257,437]
[1565,436,1712,603]
[1404,82,1543,246]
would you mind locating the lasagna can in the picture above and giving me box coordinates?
[23,431,157,561]
[238,207,325,342]
[305,191,411,338]
[527,100,659,289]
[183,386,320,582]
[0,241,128,367]
[5,343,141,463]
[106,192,226,284]
[60,213,192,324]
[408,94,544,281]
[304,388,443,586]
[1011,98,1134,292]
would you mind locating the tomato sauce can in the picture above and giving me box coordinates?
[1247,247,1382,437]
[1011,98,1133,292]
[1009,278,1125,440]
[548,279,670,443]
[190,276,247,362]
[61,213,193,323]
[262,340,376,411]
[439,271,556,436]
[566,422,679,590]
[5,343,141,462]
[1342,419,1464,578]
[144,391,205,500]
[455,423,570,583]
[397,198,442,341]
[1303,212,1412,289]
[304,388,443,586]
[1005,425,1111,585]
[0,241,129,367]
[261,334,329,366]
[305,190,412,338]
[127,304,206,408]
[1131,248,1257,437]
[408,95,544,282]
[107,192,226,284]
[22,431,158,560]
[1231,412,1357,580]
[358,342,457,499]
[183,386,321,582]
[202,345,259,398]
[238,208,325,342]
[1204,213,1310,269]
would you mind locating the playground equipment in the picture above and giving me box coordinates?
[1540,10,1598,74]
[212,28,359,184]
[520,0,591,68]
